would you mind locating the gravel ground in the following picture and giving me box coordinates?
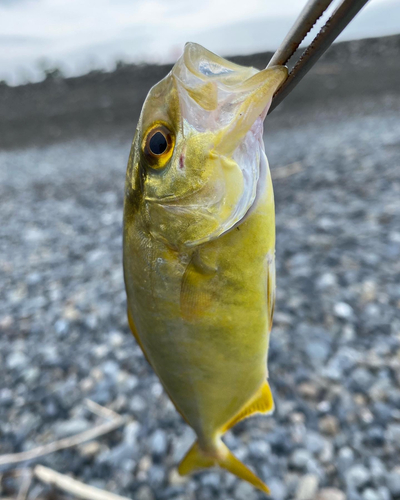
[1,41,400,500]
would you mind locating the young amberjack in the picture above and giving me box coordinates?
[123,42,287,494]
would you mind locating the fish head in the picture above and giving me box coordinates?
[125,42,287,248]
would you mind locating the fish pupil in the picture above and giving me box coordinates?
[149,132,168,155]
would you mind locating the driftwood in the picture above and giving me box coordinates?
[34,465,132,500]
[0,415,126,467]
[84,399,121,421]
[16,469,33,500]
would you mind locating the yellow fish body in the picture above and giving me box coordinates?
[123,43,287,494]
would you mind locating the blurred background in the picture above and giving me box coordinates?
[1,1,400,499]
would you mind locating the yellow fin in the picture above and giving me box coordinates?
[178,440,270,495]
[223,381,274,432]
[180,250,217,321]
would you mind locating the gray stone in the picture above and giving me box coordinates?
[0,388,13,406]
[285,473,300,496]
[387,470,400,496]
[172,427,196,462]
[290,449,312,470]
[334,301,354,319]
[319,440,334,465]
[150,429,168,457]
[248,440,271,459]
[147,464,165,486]
[304,431,325,455]
[268,478,287,500]
[324,348,361,381]
[135,485,155,500]
[55,318,69,336]
[101,360,120,379]
[123,421,140,446]
[295,474,319,500]
[7,351,28,370]
[362,489,381,500]
[369,457,387,486]
[305,340,330,365]
[337,447,355,476]
[386,423,400,448]
[317,488,346,500]
[347,488,363,500]
[130,395,147,413]
[346,465,370,489]
[234,481,258,500]
[200,472,220,490]
[351,367,374,391]
[376,486,391,500]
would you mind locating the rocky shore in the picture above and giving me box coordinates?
[1,34,400,499]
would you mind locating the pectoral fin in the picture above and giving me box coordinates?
[223,381,274,432]
[180,250,217,321]
[178,440,270,494]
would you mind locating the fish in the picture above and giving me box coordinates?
[123,42,287,494]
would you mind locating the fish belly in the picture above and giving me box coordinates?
[124,178,275,445]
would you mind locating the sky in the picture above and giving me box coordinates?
[0,0,399,85]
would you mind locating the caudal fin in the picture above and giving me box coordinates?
[178,440,270,495]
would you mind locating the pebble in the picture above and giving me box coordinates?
[337,447,355,476]
[318,415,339,435]
[248,440,271,459]
[150,429,168,457]
[304,431,325,455]
[334,302,354,319]
[135,485,155,500]
[346,465,370,489]
[234,481,258,500]
[290,449,312,470]
[386,423,400,448]
[363,489,383,500]
[295,474,319,500]
[268,478,287,500]
[7,351,28,370]
[200,472,220,490]
[369,456,387,486]
[317,488,346,500]
[376,486,391,500]
[387,469,400,496]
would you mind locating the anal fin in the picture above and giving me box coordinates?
[223,381,274,432]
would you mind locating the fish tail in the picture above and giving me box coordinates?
[178,439,270,495]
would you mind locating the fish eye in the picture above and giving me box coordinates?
[143,125,174,168]
[149,131,168,155]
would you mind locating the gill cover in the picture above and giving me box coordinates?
[128,43,287,248]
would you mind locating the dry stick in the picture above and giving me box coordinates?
[34,465,132,500]
[0,416,126,467]
[84,399,121,421]
[16,469,33,500]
